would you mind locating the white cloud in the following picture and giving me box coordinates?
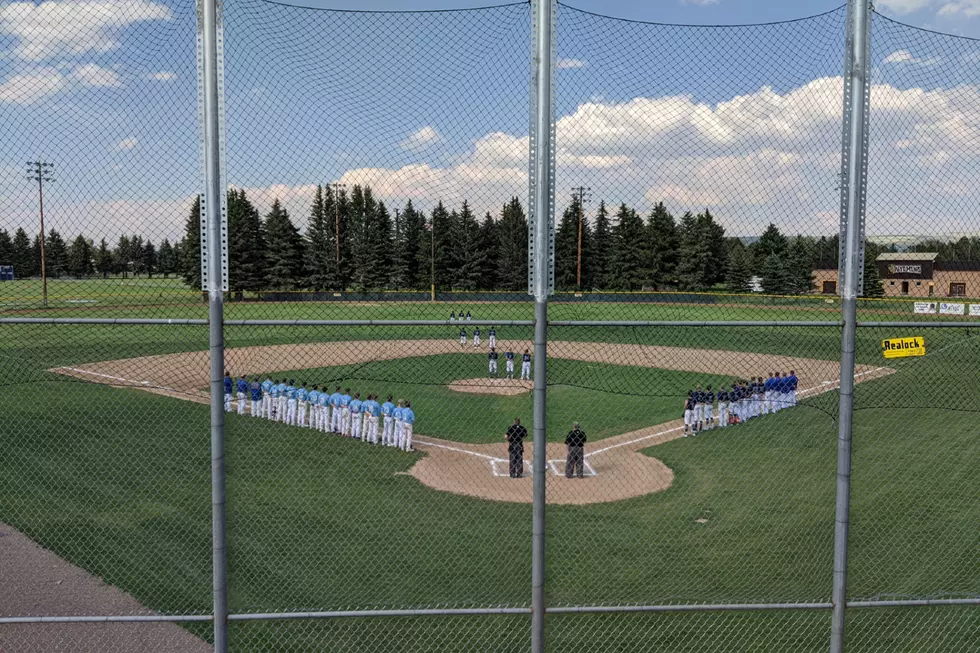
[399,126,442,151]
[555,58,586,69]
[876,0,934,13]
[148,71,176,82]
[116,137,138,151]
[72,63,121,87]
[0,67,64,103]
[883,49,941,65]
[0,0,172,61]
[680,0,720,5]
[939,1,980,17]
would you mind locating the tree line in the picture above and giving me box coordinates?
[4,184,953,297]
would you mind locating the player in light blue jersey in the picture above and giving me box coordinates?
[349,393,363,440]
[269,380,282,421]
[297,382,309,427]
[365,394,382,444]
[401,401,416,452]
[329,386,343,433]
[393,401,405,447]
[250,378,262,417]
[381,395,396,446]
[308,385,321,430]
[285,380,298,426]
[261,377,274,418]
[340,389,353,436]
[276,380,289,422]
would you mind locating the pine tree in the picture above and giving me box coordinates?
[862,255,885,297]
[389,209,410,290]
[479,211,499,290]
[45,229,67,278]
[786,237,815,294]
[588,201,612,290]
[643,202,678,289]
[144,240,156,278]
[369,201,394,289]
[0,229,12,266]
[228,189,267,294]
[157,239,176,278]
[180,197,202,288]
[609,204,646,290]
[760,253,788,295]
[725,240,751,293]
[700,210,728,286]
[447,201,485,290]
[751,223,789,274]
[95,238,112,279]
[115,235,132,276]
[306,185,334,290]
[264,199,305,290]
[675,212,713,291]
[428,202,453,291]
[12,228,36,276]
[554,196,582,291]
[129,235,145,275]
[67,234,93,277]
[402,201,426,289]
[496,197,528,291]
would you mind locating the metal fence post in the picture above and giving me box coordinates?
[200,0,228,650]
[832,2,872,652]
[530,1,555,651]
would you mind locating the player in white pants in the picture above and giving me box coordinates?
[521,350,532,380]
[393,401,405,447]
[276,380,288,422]
[340,389,352,436]
[717,387,729,428]
[505,352,515,379]
[349,393,363,440]
[285,380,298,426]
[400,401,415,451]
[236,376,247,415]
[459,328,467,347]
[329,387,343,433]
[297,383,309,427]
[473,328,481,348]
[488,348,499,377]
[381,395,395,446]
[366,395,380,444]
[250,379,262,417]
[488,327,496,349]
[223,372,233,413]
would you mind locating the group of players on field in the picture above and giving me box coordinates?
[683,371,799,437]
[224,373,417,451]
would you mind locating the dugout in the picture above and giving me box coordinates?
[814,252,980,298]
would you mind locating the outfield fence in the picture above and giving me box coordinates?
[1,1,978,652]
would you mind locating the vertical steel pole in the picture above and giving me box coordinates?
[202,0,228,650]
[37,172,48,307]
[831,2,871,652]
[530,1,555,651]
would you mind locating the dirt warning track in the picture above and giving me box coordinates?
[52,339,893,505]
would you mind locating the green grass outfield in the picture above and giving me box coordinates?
[0,295,977,650]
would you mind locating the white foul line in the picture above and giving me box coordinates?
[413,437,506,463]
[586,425,685,459]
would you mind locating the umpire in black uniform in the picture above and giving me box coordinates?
[505,417,528,478]
[565,422,587,478]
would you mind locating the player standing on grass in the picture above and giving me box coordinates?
[788,370,798,407]
[505,350,515,378]
[381,395,395,446]
[488,347,499,377]
[717,386,729,427]
[401,401,415,451]
[367,395,382,444]
[250,378,262,417]
[505,417,527,477]
[459,327,467,347]
[329,386,342,433]
[297,382,309,427]
[772,373,783,412]
[704,385,715,428]
[692,384,704,433]
[465,311,472,321]
[349,393,363,440]
[488,327,496,349]
[309,385,321,428]
[341,388,353,436]
[285,380,298,426]
[521,349,532,380]
[318,387,330,431]
[393,400,405,447]
[223,372,233,413]
[236,375,248,415]
[261,377,274,418]
[450,311,456,322]
[473,327,481,348]
[277,379,289,422]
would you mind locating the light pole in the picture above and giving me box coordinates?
[571,186,591,290]
[27,161,54,307]
[330,182,346,283]
[427,217,435,301]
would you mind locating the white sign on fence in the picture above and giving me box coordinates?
[914,302,937,314]
[940,302,965,315]
[970,304,980,317]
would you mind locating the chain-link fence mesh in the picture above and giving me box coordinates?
[1,1,978,652]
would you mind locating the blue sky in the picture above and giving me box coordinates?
[3,0,980,246]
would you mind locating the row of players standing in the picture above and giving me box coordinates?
[683,371,799,437]
[223,373,417,451]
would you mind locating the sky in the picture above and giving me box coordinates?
[3,0,980,248]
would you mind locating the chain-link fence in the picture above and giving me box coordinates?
[1,1,977,651]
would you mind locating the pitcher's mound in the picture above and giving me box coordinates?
[448,378,533,395]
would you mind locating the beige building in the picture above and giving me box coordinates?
[814,252,980,299]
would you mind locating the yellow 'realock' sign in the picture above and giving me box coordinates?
[882,337,925,359]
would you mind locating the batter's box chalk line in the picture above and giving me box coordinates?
[489,459,533,477]
[548,459,597,477]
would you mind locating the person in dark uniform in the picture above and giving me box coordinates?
[505,417,528,478]
[565,422,587,478]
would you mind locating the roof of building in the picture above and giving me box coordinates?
[876,252,937,262]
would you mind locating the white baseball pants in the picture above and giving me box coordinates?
[473,335,480,347]
[489,360,497,375]
[341,408,351,436]
[521,362,531,379]
[350,412,362,439]
[224,393,232,412]
[383,416,394,445]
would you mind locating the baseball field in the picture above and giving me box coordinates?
[1,280,977,651]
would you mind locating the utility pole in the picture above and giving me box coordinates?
[571,186,591,290]
[330,182,346,282]
[428,217,436,301]
[27,161,54,307]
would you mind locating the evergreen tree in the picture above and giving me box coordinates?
[428,202,453,291]
[129,235,145,275]
[95,238,112,279]
[32,234,42,277]
[609,204,646,290]
[862,255,885,297]
[786,237,815,294]
[369,201,394,289]
[751,223,789,274]
[66,234,93,277]
[389,209,410,290]
[760,253,789,294]
[12,228,37,276]
[0,229,12,265]
[181,197,201,288]
[643,202,678,288]
[264,199,305,290]
[675,212,713,291]
[588,201,612,289]
[45,229,67,278]
[143,240,156,278]
[157,239,176,278]
[306,185,335,290]
[700,210,728,286]
[479,211,500,290]
[447,201,485,290]
[554,196,583,291]
[496,197,529,291]
[725,240,752,293]
[114,235,132,277]
[228,189,267,293]
[402,200,426,289]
